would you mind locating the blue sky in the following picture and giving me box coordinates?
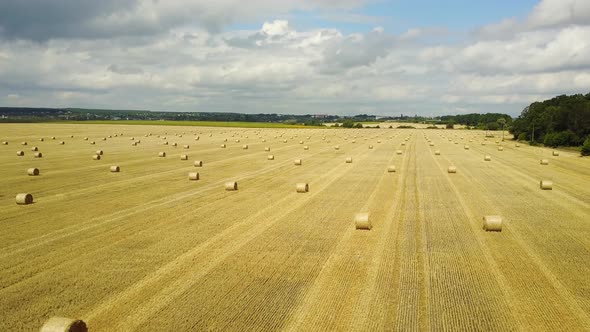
[234,1,540,35]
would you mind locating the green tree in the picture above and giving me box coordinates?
[581,136,590,156]
[341,119,355,128]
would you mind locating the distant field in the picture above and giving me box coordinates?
[1,123,589,331]
[59,120,312,128]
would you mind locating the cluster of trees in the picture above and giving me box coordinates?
[510,93,590,150]
[440,113,512,130]
[337,119,364,128]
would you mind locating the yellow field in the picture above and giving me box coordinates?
[1,123,589,331]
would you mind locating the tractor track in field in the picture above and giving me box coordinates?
[429,136,590,330]
[84,137,385,330]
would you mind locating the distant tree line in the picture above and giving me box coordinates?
[510,93,590,154]
[439,113,512,130]
[0,107,339,126]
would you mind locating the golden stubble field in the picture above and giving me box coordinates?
[1,123,589,331]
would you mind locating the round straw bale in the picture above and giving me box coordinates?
[2,141,7,145]
[172,143,177,147]
[93,155,101,160]
[294,159,302,165]
[51,136,56,140]
[90,141,95,145]
[355,213,371,230]
[158,152,166,157]
[483,215,502,232]
[369,145,373,149]
[299,141,304,144]
[40,138,44,141]
[110,166,120,172]
[102,137,107,141]
[15,193,33,205]
[396,150,402,155]
[283,139,288,143]
[387,165,396,172]
[183,145,190,149]
[540,159,549,165]
[243,144,248,149]
[130,137,135,140]
[180,154,188,160]
[132,142,137,146]
[163,141,169,145]
[225,181,238,191]
[22,141,28,145]
[540,180,553,190]
[264,147,270,151]
[334,145,340,150]
[188,172,199,180]
[96,150,103,155]
[434,150,440,155]
[296,183,309,193]
[59,141,65,145]
[484,155,491,161]
[223,138,227,142]
[304,146,309,150]
[195,136,200,141]
[28,168,40,176]
[40,317,87,332]
[552,151,559,156]
[221,144,226,148]
[267,155,274,160]
[448,166,457,173]
[498,146,504,151]
[17,150,24,156]
[34,152,43,158]
[352,140,356,143]
[194,160,203,167]
[464,145,470,150]
[345,157,353,163]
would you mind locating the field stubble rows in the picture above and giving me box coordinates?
[0,123,589,331]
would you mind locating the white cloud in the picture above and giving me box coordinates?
[0,1,589,116]
[528,0,590,29]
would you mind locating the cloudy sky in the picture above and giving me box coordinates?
[0,0,589,116]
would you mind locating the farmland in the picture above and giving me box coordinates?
[1,123,589,331]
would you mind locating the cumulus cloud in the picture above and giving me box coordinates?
[0,0,372,41]
[527,0,590,29]
[313,27,396,74]
[0,0,589,116]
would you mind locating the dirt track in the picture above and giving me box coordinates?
[1,123,589,331]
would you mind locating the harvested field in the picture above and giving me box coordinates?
[1,123,589,331]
